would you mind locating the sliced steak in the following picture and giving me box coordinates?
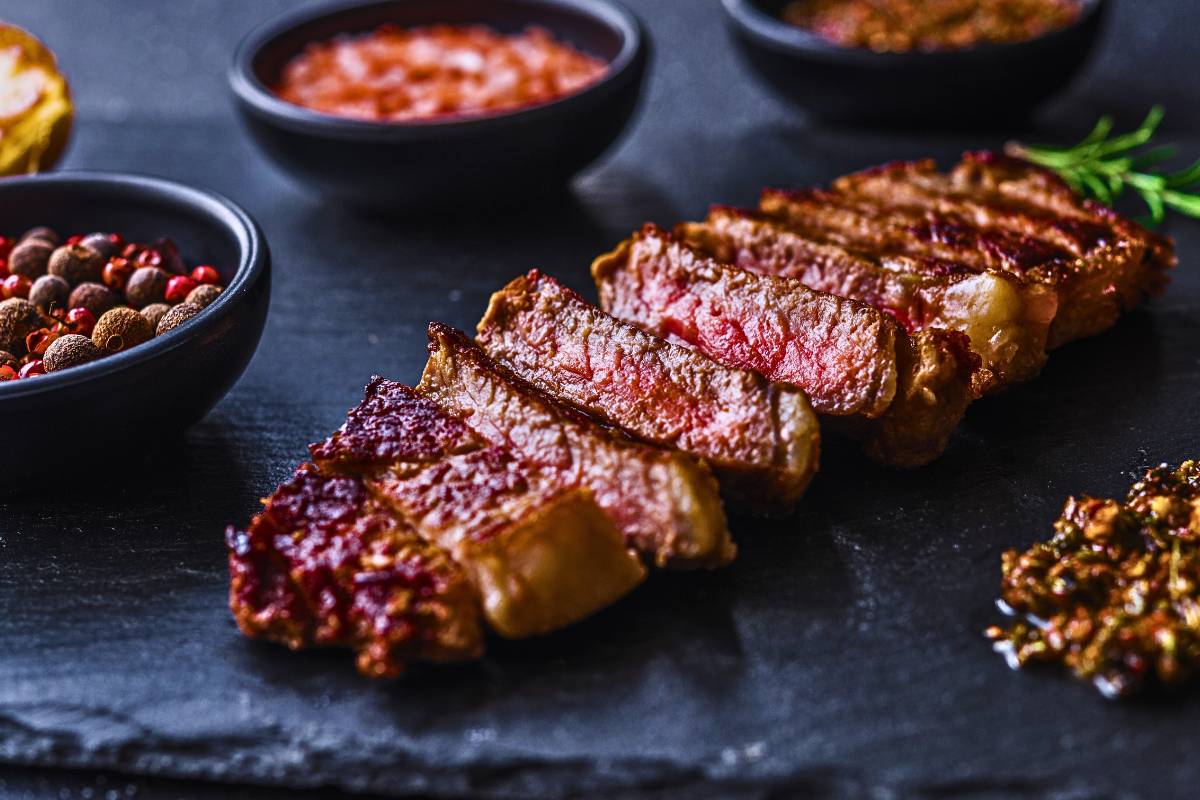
[475,271,820,510]
[226,464,484,678]
[310,377,645,638]
[678,206,1056,394]
[420,323,734,568]
[594,225,978,467]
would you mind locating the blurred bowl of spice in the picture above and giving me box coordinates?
[0,172,269,485]
[229,0,647,211]
[721,0,1108,124]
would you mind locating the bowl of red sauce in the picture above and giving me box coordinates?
[230,0,646,210]
[721,0,1107,124]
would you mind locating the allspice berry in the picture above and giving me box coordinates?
[68,282,118,318]
[48,244,104,286]
[185,284,222,308]
[156,302,202,336]
[92,307,152,354]
[79,232,119,260]
[8,238,55,279]
[140,303,171,331]
[43,334,102,372]
[0,298,40,355]
[28,274,70,312]
[124,266,169,309]
[20,226,60,246]
[0,350,18,370]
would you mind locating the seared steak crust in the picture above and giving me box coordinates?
[678,207,1055,394]
[420,323,734,568]
[593,225,979,467]
[476,270,820,509]
[226,464,484,679]
[761,152,1175,349]
[310,378,645,639]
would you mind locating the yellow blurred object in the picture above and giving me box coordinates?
[0,23,72,176]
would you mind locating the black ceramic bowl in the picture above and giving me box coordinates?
[0,172,270,484]
[722,0,1107,124]
[230,0,647,210]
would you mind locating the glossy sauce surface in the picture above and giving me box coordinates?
[276,24,607,122]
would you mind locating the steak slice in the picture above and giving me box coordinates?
[678,206,1056,394]
[762,153,1176,348]
[420,323,734,568]
[475,271,820,510]
[226,463,484,678]
[310,377,645,639]
[593,225,978,467]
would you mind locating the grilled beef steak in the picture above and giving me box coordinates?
[761,153,1174,349]
[226,464,484,678]
[476,271,820,510]
[420,323,735,568]
[677,206,1056,394]
[593,225,978,467]
[309,377,645,639]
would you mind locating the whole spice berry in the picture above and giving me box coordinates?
[139,303,171,331]
[124,266,168,308]
[92,306,152,353]
[48,244,104,286]
[24,327,59,357]
[0,298,41,355]
[151,238,185,274]
[8,238,55,279]
[0,364,14,381]
[17,359,45,379]
[165,275,198,304]
[28,274,70,312]
[3,274,32,300]
[79,232,120,260]
[68,282,118,318]
[156,301,202,336]
[135,248,163,269]
[101,257,134,291]
[185,284,222,308]
[191,265,219,285]
[66,306,96,337]
[20,226,60,246]
[42,333,101,372]
[0,350,18,371]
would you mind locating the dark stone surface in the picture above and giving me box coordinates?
[1,0,1198,798]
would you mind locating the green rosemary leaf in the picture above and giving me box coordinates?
[1165,157,1200,188]
[1008,106,1199,226]
[1163,190,1200,218]
[1137,186,1165,225]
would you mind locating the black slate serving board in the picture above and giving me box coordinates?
[2,1,1199,798]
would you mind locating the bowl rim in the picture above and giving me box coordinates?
[229,0,645,140]
[721,0,1106,64]
[0,170,267,400]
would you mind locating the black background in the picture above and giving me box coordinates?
[1,1,1199,798]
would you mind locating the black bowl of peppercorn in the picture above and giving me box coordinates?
[721,0,1108,124]
[229,0,647,211]
[0,172,270,486]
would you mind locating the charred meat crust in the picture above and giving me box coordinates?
[309,378,645,640]
[476,270,820,510]
[419,323,735,568]
[678,208,1055,395]
[226,464,484,679]
[592,225,979,468]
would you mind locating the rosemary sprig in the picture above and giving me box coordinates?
[1006,106,1200,226]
